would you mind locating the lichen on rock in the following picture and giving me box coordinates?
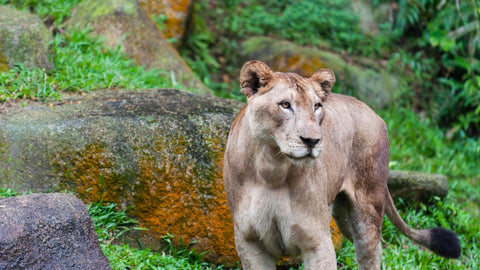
[139,0,193,46]
[0,89,241,265]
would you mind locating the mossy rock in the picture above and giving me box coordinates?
[139,0,193,47]
[0,5,53,71]
[241,36,399,109]
[0,89,237,264]
[388,170,449,202]
[66,0,210,95]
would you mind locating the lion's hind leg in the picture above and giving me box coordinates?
[333,190,384,270]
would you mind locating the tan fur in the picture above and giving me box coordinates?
[223,61,459,270]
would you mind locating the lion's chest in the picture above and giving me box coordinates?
[238,184,302,257]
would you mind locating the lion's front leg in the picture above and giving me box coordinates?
[292,218,337,270]
[234,229,276,270]
[301,234,337,270]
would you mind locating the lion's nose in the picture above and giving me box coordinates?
[300,136,321,149]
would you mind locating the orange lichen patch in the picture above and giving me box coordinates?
[273,54,326,77]
[131,134,237,265]
[330,218,344,251]
[53,143,123,206]
[139,0,192,41]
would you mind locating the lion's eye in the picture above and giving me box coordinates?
[280,102,291,109]
[314,103,322,110]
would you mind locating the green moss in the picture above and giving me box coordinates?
[73,0,138,24]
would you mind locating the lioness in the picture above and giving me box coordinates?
[223,60,460,269]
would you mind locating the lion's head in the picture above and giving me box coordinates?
[240,60,336,162]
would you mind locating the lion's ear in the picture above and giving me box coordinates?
[309,69,336,99]
[240,60,274,97]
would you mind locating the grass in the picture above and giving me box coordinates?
[103,244,225,270]
[0,0,180,102]
[0,26,177,102]
[90,202,226,270]
[0,0,82,25]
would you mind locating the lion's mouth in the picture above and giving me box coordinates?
[285,153,316,160]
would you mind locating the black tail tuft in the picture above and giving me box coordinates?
[429,227,461,259]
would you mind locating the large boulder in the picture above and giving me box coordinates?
[240,36,399,109]
[0,193,111,269]
[0,89,240,265]
[139,0,193,46]
[0,5,53,71]
[66,0,210,95]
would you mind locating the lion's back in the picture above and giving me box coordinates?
[325,93,388,145]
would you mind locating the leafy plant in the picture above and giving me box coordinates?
[216,0,373,53]
[377,0,480,137]
[0,188,17,197]
[88,202,145,244]
[160,233,211,266]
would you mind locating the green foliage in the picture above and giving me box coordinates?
[216,0,372,54]
[0,188,17,197]
[100,229,227,269]
[179,0,381,99]
[379,0,480,136]
[160,233,206,263]
[178,1,243,100]
[0,0,81,25]
[103,244,226,270]
[380,107,480,180]
[88,202,144,243]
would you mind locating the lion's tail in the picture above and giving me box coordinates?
[384,191,461,259]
